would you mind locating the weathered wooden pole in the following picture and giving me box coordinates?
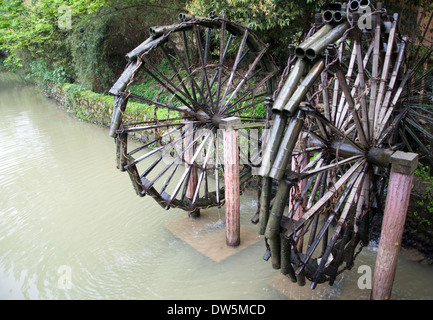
[221,117,241,247]
[371,151,418,300]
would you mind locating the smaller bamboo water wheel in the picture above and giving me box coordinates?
[109,12,277,213]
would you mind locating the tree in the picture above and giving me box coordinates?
[0,0,107,68]
[185,0,327,63]
[0,0,185,91]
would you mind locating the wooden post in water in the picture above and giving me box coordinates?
[221,117,241,247]
[371,151,418,300]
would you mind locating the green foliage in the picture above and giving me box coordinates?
[186,0,326,63]
[411,163,433,226]
[67,14,114,92]
[0,0,185,92]
[0,0,106,68]
[26,60,73,90]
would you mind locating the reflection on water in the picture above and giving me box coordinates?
[0,73,432,300]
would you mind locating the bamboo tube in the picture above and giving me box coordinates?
[272,59,308,112]
[149,24,183,37]
[353,20,369,141]
[368,2,382,139]
[281,236,297,282]
[116,132,128,171]
[258,176,272,235]
[283,59,326,116]
[269,110,305,181]
[334,66,369,147]
[373,14,398,137]
[349,0,360,11]
[322,10,334,24]
[264,179,292,240]
[375,36,407,139]
[333,11,346,23]
[109,95,127,137]
[109,61,140,96]
[125,36,155,60]
[359,0,370,8]
[268,237,281,269]
[258,113,288,177]
[323,10,348,24]
[304,22,350,60]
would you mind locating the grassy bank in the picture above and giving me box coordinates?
[45,82,162,142]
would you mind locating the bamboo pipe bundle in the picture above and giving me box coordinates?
[283,59,326,115]
[294,24,333,58]
[260,23,347,178]
[304,22,350,60]
[269,110,305,181]
[322,10,348,24]
[272,59,309,112]
[258,113,288,177]
[258,59,308,178]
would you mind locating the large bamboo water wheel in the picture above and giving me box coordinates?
[109,12,277,213]
[258,1,433,289]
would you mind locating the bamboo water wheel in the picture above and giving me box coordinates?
[109,12,277,213]
[109,1,433,290]
[258,1,433,289]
